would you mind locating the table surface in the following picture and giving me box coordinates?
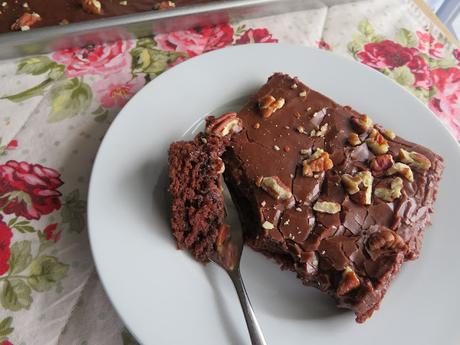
[0,0,459,344]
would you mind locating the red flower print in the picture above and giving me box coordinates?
[454,49,460,65]
[317,39,331,51]
[43,223,62,243]
[204,25,234,51]
[428,68,460,139]
[407,55,432,89]
[1,340,13,345]
[357,40,417,69]
[235,28,277,45]
[416,31,444,59]
[155,23,234,57]
[0,219,13,275]
[0,161,63,220]
[52,38,133,77]
[6,140,17,150]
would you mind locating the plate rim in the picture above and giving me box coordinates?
[87,43,460,344]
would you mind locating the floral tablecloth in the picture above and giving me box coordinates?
[0,0,458,344]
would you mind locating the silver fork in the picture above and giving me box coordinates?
[211,222,268,345]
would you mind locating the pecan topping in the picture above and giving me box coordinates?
[370,154,394,177]
[347,132,361,146]
[260,176,292,201]
[366,228,407,255]
[399,149,431,171]
[205,112,242,137]
[350,114,373,134]
[336,267,360,296]
[310,123,328,137]
[82,0,102,14]
[386,162,414,182]
[381,128,396,140]
[342,171,373,205]
[302,148,333,177]
[154,1,176,10]
[366,128,389,155]
[374,177,404,202]
[313,201,341,214]
[11,12,41,31]
[262,221,275,230]
[258,95,285,118]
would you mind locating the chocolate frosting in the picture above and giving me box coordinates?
[222,73,444,322]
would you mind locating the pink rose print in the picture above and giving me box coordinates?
[416,31,444,59]
[0,161,63,220]
[316,39,331,51]
[357,40,433,89]
[454,49,460,66]
[407,55,432,89]
[0,219,13,275]
[155,23,234,57]
[429,68,460,139]
[52,39,133,77]
[93,73,145,109]
[357,40,416,69]
[235,28,278,44]
[1,340,13,345]
[43,223,62,243]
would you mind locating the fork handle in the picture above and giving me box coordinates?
[228,268,268,345]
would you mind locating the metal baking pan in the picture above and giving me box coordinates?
[0,0,361,59]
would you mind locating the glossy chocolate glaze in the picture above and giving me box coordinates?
[0,0,216,34]
[222,73,444,322]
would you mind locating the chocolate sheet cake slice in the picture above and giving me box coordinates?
[221,73,444,322]
[168,134,228,263]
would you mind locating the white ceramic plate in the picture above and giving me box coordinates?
[88,44,460,345]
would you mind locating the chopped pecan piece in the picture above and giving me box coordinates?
[381,128,396,140]
[258,95,285,118]
[302,148,333,177]
[313,201,341,214]
[374,177,403,202]
[386,162,414,182]
[260,176,292,201]
[205,112,243,137]
[10,12,41,31]
[337,267,360,296]
[347,132,361,146]
[370,154,394,177]
[350,114,373,134]
[341,171,373,205]
[399,148,431,171]
[310,123,328,137]
[154,1,176,10]
[262,221,275,230]
[366,128,389,155]
[366,228,407,256]
[82,0,102,14]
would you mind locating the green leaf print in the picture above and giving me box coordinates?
[27,256,69,292]
[391,66,416,86]
[8,240,32,275]
[92,106,109,123]
[1,279,33,311]
[1,78,54,103]
[358,19,374,37]
[395,28,417,48]
[17,56,56,76]
[0,316,14,338]
[131,38,185,78]
[48,78,92,122]
[62,189,87,233]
